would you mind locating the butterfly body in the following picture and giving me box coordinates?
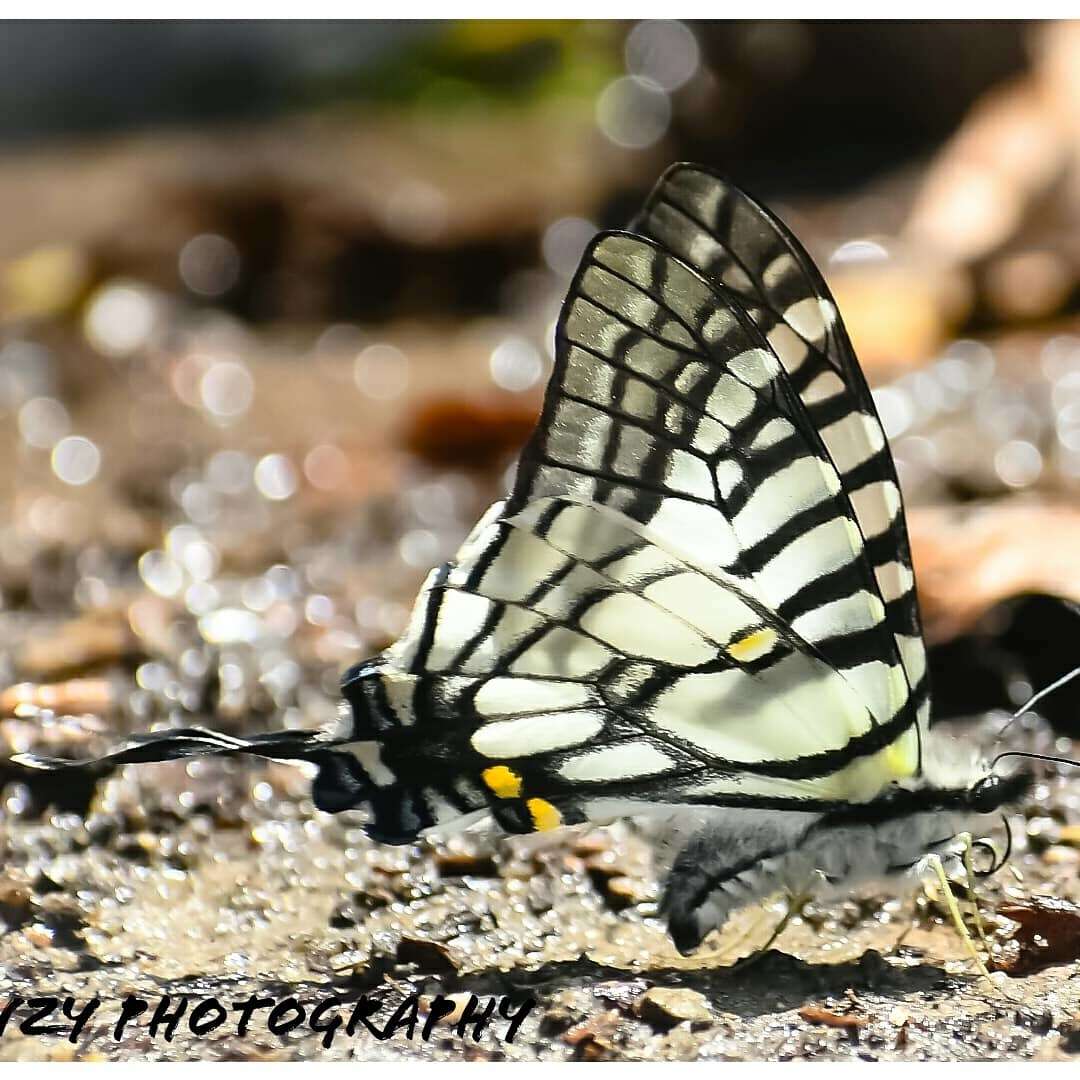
[660,730,1030,951]
[18,165,1032,953]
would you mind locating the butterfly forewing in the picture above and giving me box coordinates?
[510,232,913,736]
[633,165,928,733]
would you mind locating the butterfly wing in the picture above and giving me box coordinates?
[511,231,918,741]
[335,229,924,839]
[633,164,928,731]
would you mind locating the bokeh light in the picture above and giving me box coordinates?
[353,343,409,400]
[595,75,671,149]
[254,453,298,501]
[178,233,242,298]
[50,435,101,485]
[624,20,700,92]
[83,281,161,358]
[489,336,544,392]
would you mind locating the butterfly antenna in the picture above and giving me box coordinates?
[995,663,1080,742]
[989,749,1080,775]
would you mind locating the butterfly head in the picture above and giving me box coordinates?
[965,769,1033,815]
[914,727,1033,811]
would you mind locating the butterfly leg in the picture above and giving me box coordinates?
[957,831,993,954]
[924,853,995,989]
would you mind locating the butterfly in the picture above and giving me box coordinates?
[18,165,1031,956]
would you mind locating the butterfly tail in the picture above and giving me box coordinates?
[13,721,480,846]
[12,724,335,772]
[12,725,395,838]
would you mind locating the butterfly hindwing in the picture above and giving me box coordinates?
[387,495,915,829]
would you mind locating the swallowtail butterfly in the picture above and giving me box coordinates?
[20,165,1031,955]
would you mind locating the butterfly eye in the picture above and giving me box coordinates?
[968,775,1004,814]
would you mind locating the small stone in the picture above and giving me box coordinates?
[564,1008,623,1060]
[394,936,457,974]
[572,831,614,856]
[1016,1007,1055,1034]
[434,851,497,878]
[636,987,714,1030]
[24,923,54,949]
[592,979,650,1010]
[605,875,651,910]
[0,875,34,930]
[584,852,650,910]
[420,992,473,1026]
[1060,1015,1080,1052]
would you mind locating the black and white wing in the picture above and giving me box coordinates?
[9,176,940,955]
[334,228,925,843]
[633,164,928,732]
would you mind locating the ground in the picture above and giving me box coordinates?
[0,742,1078,1061]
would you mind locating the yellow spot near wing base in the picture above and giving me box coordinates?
[482,765,522,799]
[527,797,562,832]
[728,627,777,663]
[883,727,918,779]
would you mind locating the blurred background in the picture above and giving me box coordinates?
[2,21,1080,1058]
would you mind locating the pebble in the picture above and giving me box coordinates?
[564,1008,623,1060]
[16,614,137,679]
[433,851,498,878]
[636,988,714,1030]
[1059,1015,1080,1052]
[798,1004,868,1031]
[394,935,458,974]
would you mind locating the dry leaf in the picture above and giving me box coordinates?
[798,1004,867,1030]
[993,895,1080,975]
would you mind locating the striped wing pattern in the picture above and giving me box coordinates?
[633,165,928,733]
[342,220,926,839]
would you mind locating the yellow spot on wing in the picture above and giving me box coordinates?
[728,627,777,662]
[527,798,562,832]
[884,728,918,779]
[481,765,521,799]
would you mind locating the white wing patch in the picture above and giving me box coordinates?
[560,742,676,782]
[471,711,606,758]
[474,678,595,717]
